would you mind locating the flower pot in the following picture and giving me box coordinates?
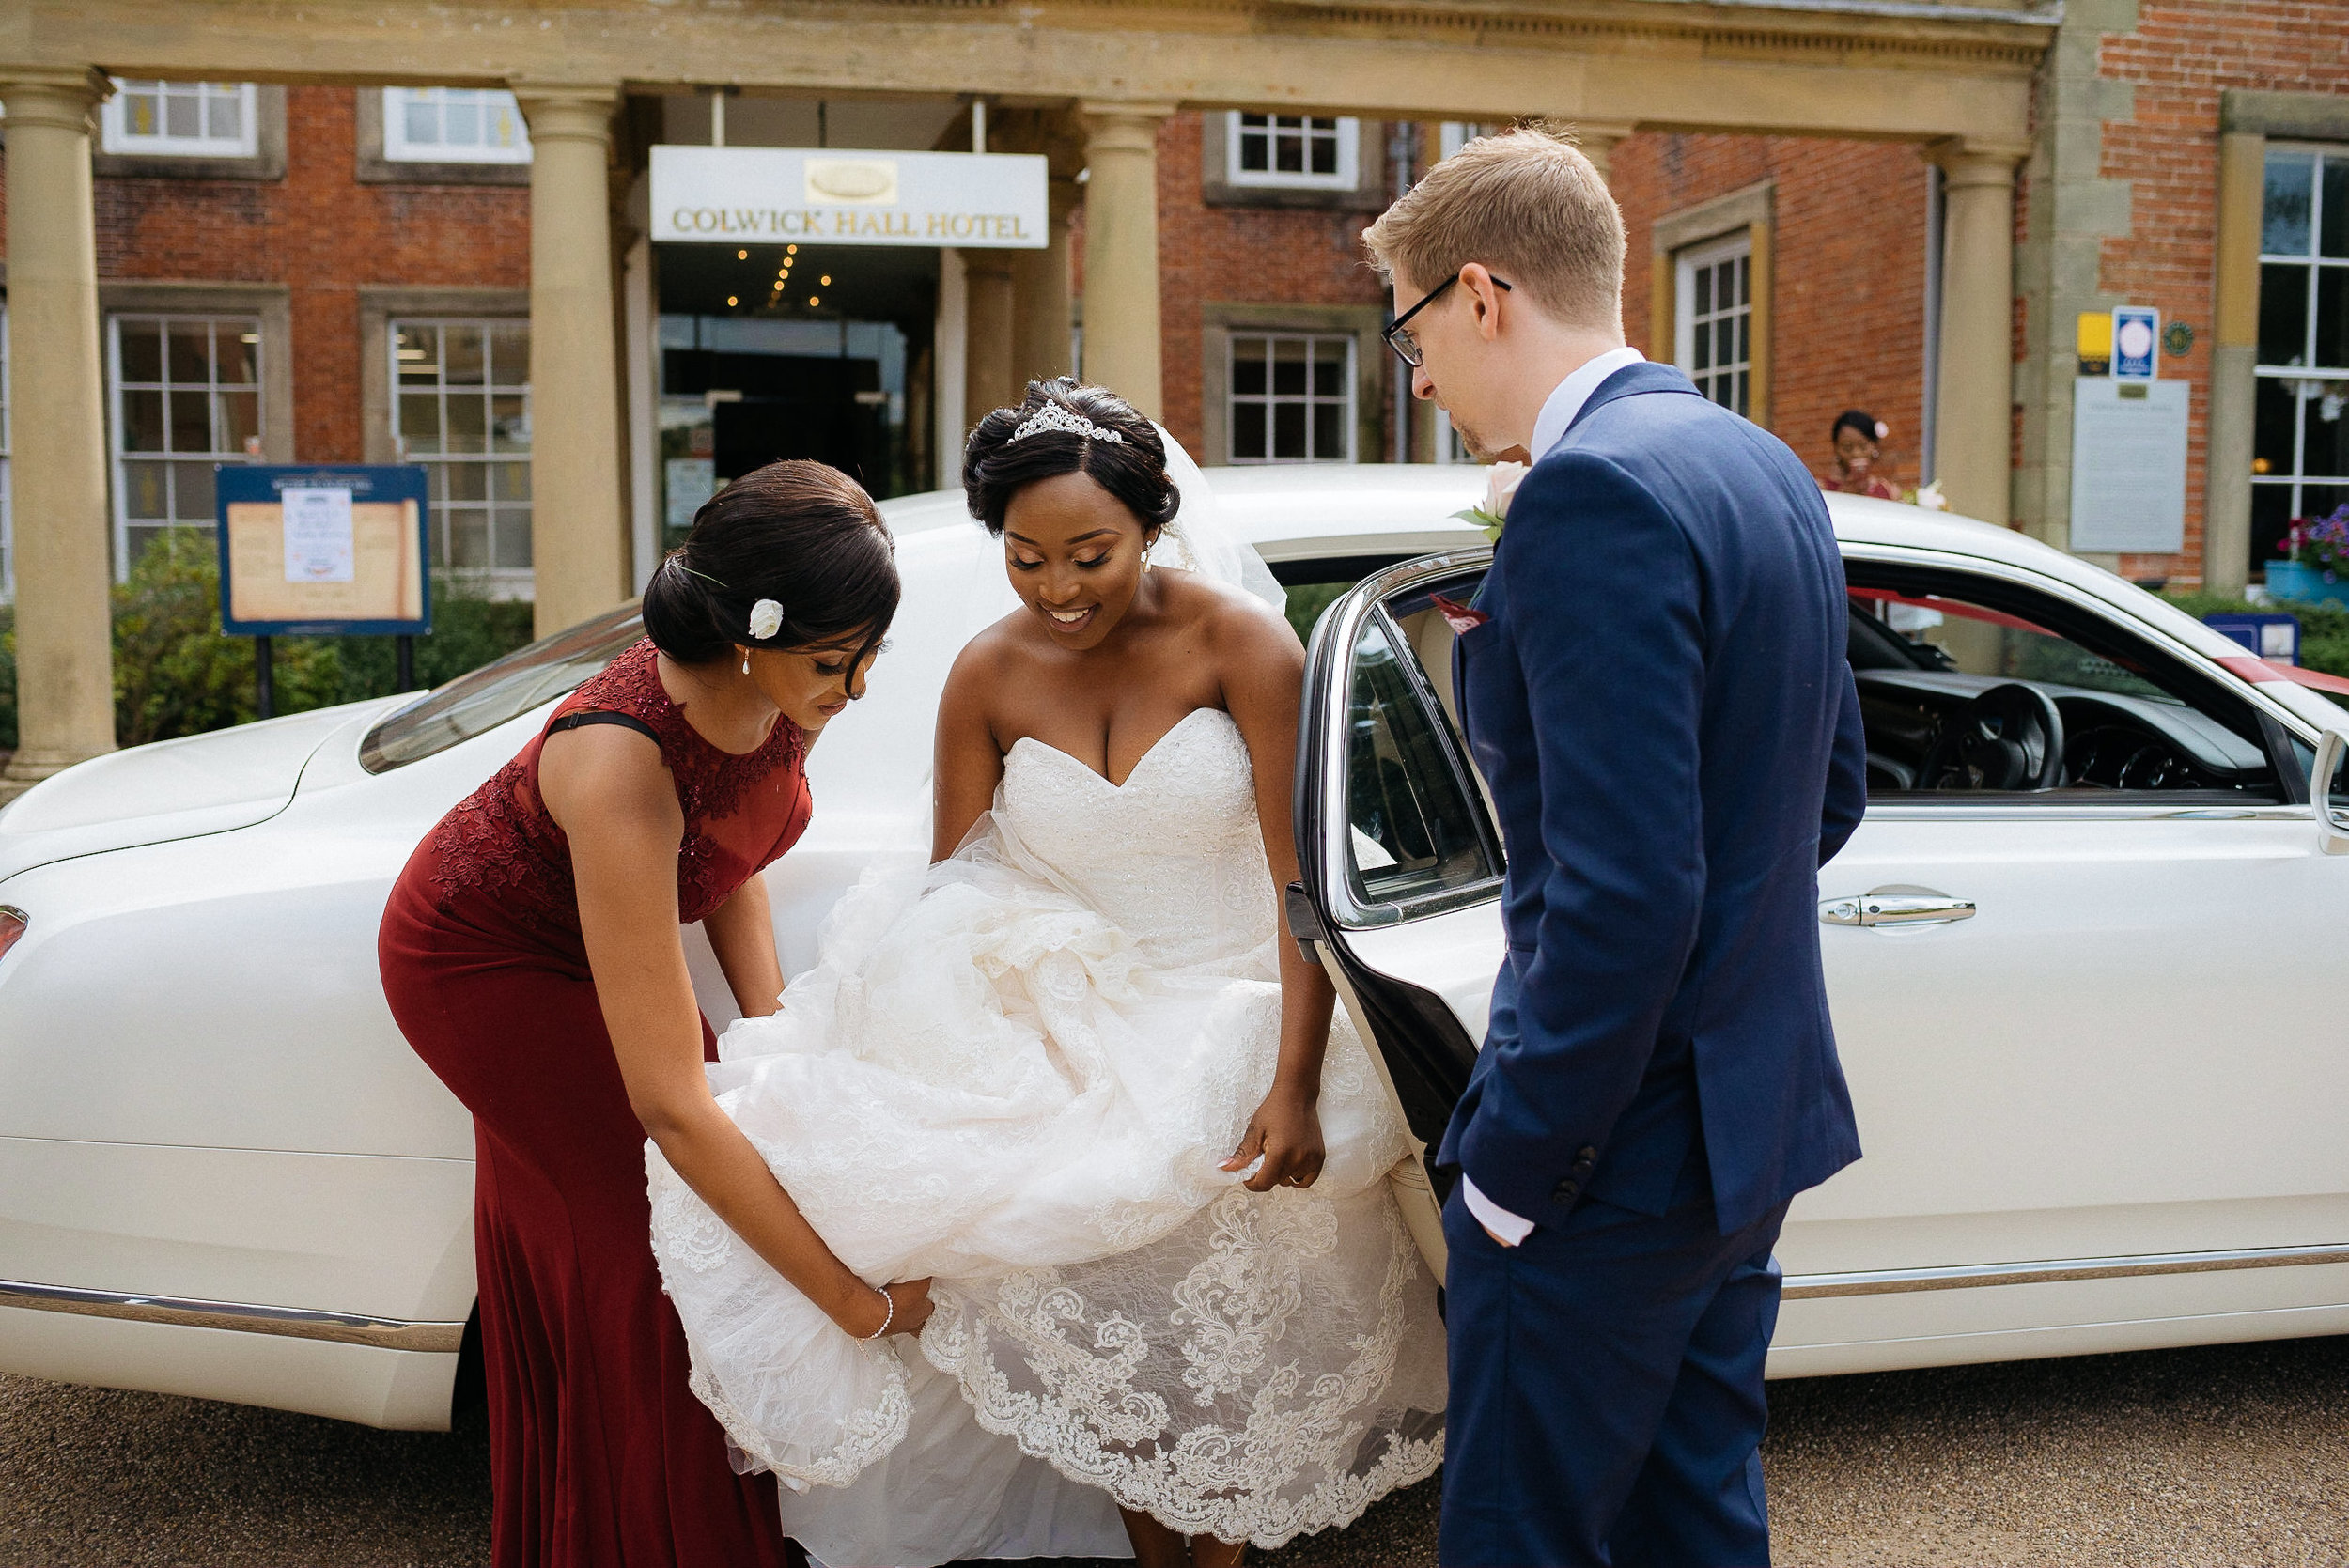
[2265,560,2349,608]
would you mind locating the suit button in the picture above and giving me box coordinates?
[1577,1146,1598,1162]
[1552,1179,1580,1203]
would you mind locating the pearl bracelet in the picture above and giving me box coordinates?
[860,1283,894,1341]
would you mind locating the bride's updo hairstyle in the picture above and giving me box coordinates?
[962,379,1180,537]
[642,458,899,667]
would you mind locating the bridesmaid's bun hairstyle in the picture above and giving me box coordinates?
[642,459,899,668]
[962,379,1179,538]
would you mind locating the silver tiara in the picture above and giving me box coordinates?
[1009,403,1125,445]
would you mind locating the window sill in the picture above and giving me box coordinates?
[93,149,283,182]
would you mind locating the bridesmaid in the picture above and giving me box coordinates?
[379,460,936,1568]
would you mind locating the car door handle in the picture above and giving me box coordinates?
[1820,893,1977,928]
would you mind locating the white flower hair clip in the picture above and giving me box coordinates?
[1008,403,1125,445]
[748,598,785,641]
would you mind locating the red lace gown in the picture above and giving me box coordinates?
[379,640,810,1568]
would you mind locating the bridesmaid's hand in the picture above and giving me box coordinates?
[1223,1086,1326,1192]
[837,1278,936,1340]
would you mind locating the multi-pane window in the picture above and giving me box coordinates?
[1228,114,1359,190]
[109,316,262,572]
[2253,144,2349,567]
[101,80,257,158]
[393,319,534,576]
[382,88,533,164]
[1229,333,1355,464]
[1676,234,1751,416]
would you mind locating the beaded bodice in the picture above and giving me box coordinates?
[425,639,811,943]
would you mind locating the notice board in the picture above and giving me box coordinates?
[215,465,431,636]
[2068,379,2188,554]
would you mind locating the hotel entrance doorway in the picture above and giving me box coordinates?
[655,241,939,550]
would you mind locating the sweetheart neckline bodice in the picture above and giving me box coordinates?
[1005,706,1233,791]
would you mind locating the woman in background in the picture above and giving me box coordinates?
[1822,409,1899,500]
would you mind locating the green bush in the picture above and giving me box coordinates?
[0,604,15,753]
[111,534,345,747]
[328,582,537,705]
[0,536,539,756]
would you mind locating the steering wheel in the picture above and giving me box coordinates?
[1919,682,2066,791]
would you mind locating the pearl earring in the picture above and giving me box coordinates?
[1143,540,1154,573]
[740,648,752,676]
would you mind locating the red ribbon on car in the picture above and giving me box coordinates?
[2214,655,2349,697]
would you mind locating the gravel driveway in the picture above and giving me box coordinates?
[4,1335,2345,1566]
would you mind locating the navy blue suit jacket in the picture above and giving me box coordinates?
[1436,361,1867,1235]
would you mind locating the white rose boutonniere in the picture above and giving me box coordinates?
[1452,460,1529,544]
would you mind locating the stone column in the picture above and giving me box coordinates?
[2203,130,2265,597]
[1009,176,1078,391]
[1928,140,2028,529]
[1,69,116,790]
[1078,101,1175,418]
[512,83,628,640]
[1573,121,1638,185]
[963,252,1018,425]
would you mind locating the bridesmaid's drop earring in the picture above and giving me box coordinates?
[741,649,752,676]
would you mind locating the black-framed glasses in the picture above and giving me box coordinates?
[1383,272,1512,367]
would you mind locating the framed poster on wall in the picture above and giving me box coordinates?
[214,465,431,637]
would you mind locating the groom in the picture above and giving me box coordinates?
[1364,127,1868,1566]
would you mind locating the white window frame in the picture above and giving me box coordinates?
[1438,122,1488,162]
[1675,232,1753,417]
[1226,113,1359,191]
[2252,140,2349,529]
[391,317,535,588]
[1225,330,1358,465]
[381,88,534,164]
[106,313,264,579]
[101,80,257,158]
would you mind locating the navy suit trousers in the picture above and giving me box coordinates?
[1439,1179,1791,1567]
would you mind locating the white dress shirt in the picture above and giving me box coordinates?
[1458,343,1647,1250]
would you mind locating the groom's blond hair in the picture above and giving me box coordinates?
[1361,123,1625,331]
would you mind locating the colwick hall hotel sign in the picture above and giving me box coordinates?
[652,145,1050,247]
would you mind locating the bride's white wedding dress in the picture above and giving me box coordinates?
[646,705,1447,1560]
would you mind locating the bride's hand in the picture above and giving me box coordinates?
[838,1278,936,1340]
[1222,1086,1326,1192]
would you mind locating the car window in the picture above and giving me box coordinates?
[1346,613,1498,905]
[1847,567,2284,802]
[359,607,646,772]
[1852,585,2173,702]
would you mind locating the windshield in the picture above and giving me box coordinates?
[359,607,646,773]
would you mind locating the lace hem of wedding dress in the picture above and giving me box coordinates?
[921,1188,1446,1549]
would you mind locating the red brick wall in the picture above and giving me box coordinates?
[1613,132,1935,494]
[2093,0,2349,584]
[86,87,530,464]
[1153,113,1394,459]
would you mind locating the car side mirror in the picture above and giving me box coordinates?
[2314,731,2349,856]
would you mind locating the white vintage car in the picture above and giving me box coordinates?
[1,468,2343,1433]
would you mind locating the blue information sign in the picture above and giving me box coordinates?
[214,465,432,638]
[2112,305,2160,380]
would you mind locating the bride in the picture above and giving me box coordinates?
[647,380,1447,1567]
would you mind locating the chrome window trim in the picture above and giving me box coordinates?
[1783,1241,2349,1300]
[0,1277,466,1353]
[1315,548,1498,932]
[1857,802,2310,822]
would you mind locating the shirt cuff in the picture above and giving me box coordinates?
[1461,1174,1536,1247]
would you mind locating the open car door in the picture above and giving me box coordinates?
[1288,548,1504,1279]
